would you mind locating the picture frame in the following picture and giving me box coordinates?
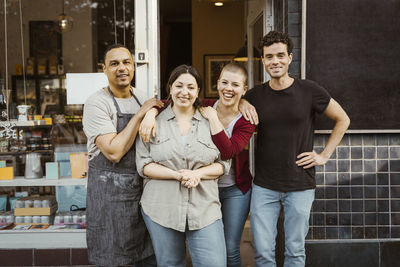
[29,21,62,60]
[204,54,234,98]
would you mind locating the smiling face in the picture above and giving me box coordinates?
[170,73,199,109]
[217,69,247,108]
[103,47,134,90]
[262,42,292,80]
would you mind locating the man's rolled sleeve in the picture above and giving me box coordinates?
[83,101,117,141]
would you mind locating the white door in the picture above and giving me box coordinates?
[134,0,160,99]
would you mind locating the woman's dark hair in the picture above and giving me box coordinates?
[259,30,293,55]
[165,64,202,108]
[220,62,248,87]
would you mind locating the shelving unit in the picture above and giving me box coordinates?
[0,176,88,248]
[0,177,87,187]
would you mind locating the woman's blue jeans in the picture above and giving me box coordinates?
[250,184,315,267]
[219,185,251,267]
[141,209,226,267]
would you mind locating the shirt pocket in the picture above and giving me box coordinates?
[196,136,219,165]
[150,135,173,163]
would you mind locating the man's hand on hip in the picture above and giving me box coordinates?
[296,151,329,169]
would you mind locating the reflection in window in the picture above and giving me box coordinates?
[0,0,135,118]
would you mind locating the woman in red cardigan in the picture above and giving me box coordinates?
[200,62,256,267]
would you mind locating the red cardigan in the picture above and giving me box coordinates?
[203,99,255,194]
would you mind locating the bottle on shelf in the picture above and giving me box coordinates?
[57,58,64,75]
[0,92,7,121]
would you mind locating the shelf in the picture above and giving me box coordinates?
[0,120,51,127]
[0,229,86,248]
[0,150,54,156]
[13,74,66,79]
[0,177,87,187]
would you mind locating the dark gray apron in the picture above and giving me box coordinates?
[86,87,154,266]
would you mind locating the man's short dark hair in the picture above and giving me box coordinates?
[260,31,293,55]
[103,44,132,64]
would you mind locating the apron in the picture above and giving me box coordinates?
[86,87,154,266]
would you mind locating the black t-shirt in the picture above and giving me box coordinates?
[244,79,331,192]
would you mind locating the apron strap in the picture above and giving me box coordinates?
[107,86,123,115]
[132,93,142,107]
[107,86,142,113]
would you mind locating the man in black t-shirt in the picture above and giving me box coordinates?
[242,31,350,266]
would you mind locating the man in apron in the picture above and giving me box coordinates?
[83,44,163,266]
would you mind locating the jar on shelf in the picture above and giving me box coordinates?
[40,216,50,224]
[15,216,24,223]
[33,216,41,224]
[24,216,32,223]
[15,200,24,208]
[33,200,42,208]
[6,212,14,223]
[42,199,50,207]
[0,137,8,152]
[24,200,33,208]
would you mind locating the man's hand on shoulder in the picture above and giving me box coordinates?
[239,99,258,125]
[296,151,329,169]
[137,98,163,117]
[139,108,158,142]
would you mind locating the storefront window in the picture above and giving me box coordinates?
[0,0,135,233]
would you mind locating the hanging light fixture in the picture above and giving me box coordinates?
[234,36,261,62]
[3,0,10,121]
[214,1,224,7]
[17,0,30,121]
[57,0,73,33]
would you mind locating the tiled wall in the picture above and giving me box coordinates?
[0,248,89,266]
[307,133,400,240]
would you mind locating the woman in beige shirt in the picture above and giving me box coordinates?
[136,65,229,267]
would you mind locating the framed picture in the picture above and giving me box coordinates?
[29,21,62,60]
[204,54,234,98]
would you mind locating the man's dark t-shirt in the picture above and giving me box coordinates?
[244,79,331,192]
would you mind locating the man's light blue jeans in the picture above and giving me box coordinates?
[250,184,315,267]
[141,209,226,267]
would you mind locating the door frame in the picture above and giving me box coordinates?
[246,0,274,175]
[134,0,160,98]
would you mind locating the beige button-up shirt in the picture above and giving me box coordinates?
[136,105,230,232]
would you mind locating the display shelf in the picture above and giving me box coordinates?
[0,150,53,156]
[0,177,87,187]
[0,229,86,248]
[0,120,51,127]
